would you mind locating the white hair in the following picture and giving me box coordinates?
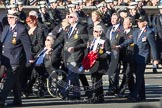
[94,25,104,32]
[70,12,79,22]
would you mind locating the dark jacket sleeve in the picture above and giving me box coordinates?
[19,25,33,62]
[51,44,63,68]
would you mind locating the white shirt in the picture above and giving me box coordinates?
[124,29,131,34]
[137,27,146,40]
[10,24,16,30]
[68,23,78,37]
[110,24,120,40]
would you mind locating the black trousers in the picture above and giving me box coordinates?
[119,53,135,94]
[0,65,24,103]
[108,63,120,93]
[79,74,89,91]
[91,72,104,99]
[131,62,146,99]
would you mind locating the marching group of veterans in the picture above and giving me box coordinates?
[0,0,162,107]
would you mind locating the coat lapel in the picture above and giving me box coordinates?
[106,27,113,40]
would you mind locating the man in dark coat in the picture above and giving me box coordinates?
[117,17,135,98]
[117,16,158,101]
[0,10,33,106]
[106,13,124,95]
[61,12,88,100]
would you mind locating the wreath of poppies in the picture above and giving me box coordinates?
[82,51,98,70]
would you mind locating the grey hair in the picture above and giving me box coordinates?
[93,25,104,32]
[70,12,79,22]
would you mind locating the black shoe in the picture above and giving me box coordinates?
[8,101,22,107]
[0,101,5,107]
[69,96,81,100]
[153,68,158,73]
[106,91,115,95]
[127,96,138,102]
[85,91,92,99]
[137,97,146,101]
[59,91,69,100]
[37,89,45,97]
[117,93,126,98]
[22,92,30,98]
[92,98,104,103]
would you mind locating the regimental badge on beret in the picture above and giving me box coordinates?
[105,0,113,3]
[49,0,57,3]
[17,1,24,5]
[7,10,19,16]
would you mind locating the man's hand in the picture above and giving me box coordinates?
[45,47,53,54]
[153,60,159,65]
[111,45,121,50]
[68,47,74,52]
[29,60,35,64]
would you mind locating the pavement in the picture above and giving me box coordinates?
[3,64,162,108]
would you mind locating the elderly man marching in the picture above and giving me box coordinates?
[0,10,33,106]
[116,16,158,101]
[60,12,88,100]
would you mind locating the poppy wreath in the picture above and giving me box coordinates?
[82,51,98,70]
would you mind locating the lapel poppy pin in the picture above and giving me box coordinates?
[117,28,120,32]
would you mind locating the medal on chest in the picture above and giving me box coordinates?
[11,32,17,45]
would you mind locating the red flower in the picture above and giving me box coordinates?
[82,51,98,70]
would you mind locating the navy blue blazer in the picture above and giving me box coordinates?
[120,27,158,63]
[1,23,33,66]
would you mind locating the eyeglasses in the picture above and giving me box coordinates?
[46,39,51,41]
[93,30,101,33]
[27,21,34,24]
[7,17,15,19]
[68,16,74,18]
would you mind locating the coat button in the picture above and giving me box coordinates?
[2,51,4,53]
